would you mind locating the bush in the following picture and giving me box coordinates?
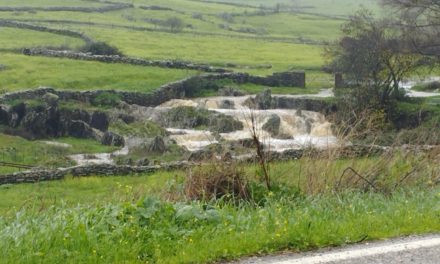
[218,12,234,23]
[164,17,184,33]
[185,161,249,201]
[192,13,203,20]
[80,41,123,56]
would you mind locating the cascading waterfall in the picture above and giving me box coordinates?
[159,96,338,152]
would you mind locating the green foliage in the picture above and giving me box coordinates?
[0,188,438,263]
[80,41,123,56]
[91,92,121,107]
[164,17,185,33]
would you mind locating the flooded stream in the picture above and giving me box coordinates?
[161,94,338,152]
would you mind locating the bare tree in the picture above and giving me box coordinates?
[382,0,440,58]
[325,9,422,103]
[164,17,184,33]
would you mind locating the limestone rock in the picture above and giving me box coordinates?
[90,111,109,131]
[262,114,281,136]
[255,88,272,110]
[148,136,166,153]
[209,116,243,133]
[42,92,59,107]
[219,99,235,109]
[101,131,125,146]
[0,105,10,125]
[9,102,26,127]
[68,120,96,139]
[188,149,215,162]
[136,158,150,166]
[22,110,48,138]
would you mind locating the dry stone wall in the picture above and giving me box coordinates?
[0,3,133,13]
[0,162,189,185]
[0,145,389,186]
[24,48,228,73]
[0,72,308,108]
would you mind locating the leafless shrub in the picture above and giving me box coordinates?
[184,157,249,201]
[294,110,439,195]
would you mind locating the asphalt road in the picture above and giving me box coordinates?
[236,234,440,264]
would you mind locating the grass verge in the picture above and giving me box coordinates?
[0,186,437,263]
[0,153,438,263]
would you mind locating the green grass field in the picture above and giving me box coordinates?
[0,0,346,91]
[0,28,84,50]
[0,157,438,263]
[0,53,196,92]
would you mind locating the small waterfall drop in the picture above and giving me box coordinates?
[156,95,338,152]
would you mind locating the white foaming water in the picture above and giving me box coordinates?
[69,144,129,166]
[400,77,440,97]
[158,95,338,152]
[166,128,218,152]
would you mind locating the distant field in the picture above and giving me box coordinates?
[200,0,381,16]
[0,27,84,50]
[0,0,103,8]
[0,0,376,91]
[0,53,195,92]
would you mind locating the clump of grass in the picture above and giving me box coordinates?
[91,92,121,108]
[80,41,123,56]
[185,159,249,201]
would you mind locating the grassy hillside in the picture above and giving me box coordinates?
[0,0,373,91]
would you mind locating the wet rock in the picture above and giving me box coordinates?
[0,105,10,125]
[118,113,135,124]
[262,114,281,136]
[160,106,209,129]
[272,97,337,113]
[9,102,26,127]
[209,116,243,133]
[21,110,49,138]
[90,111,109,131]
[239,138,256,148]
[188,149,215,162]
[101,131,125,146]
[219,99,235,109]
[42,92,59,107]
[136,158,150,166]
[217,87,245,96]
[63,108,90,123]
[44,106,62,137]
[148,136,166,153]
[255,88,272,110]
[68,120,97,139]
